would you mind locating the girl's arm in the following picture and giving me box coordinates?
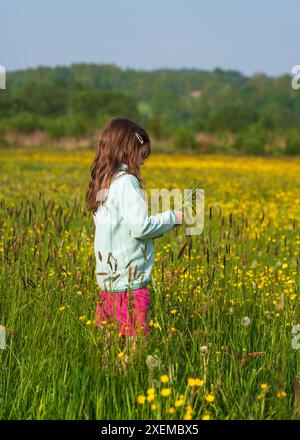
[116,174,178,240]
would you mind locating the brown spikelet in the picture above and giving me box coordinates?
[190,282,200,294]
[97,272,108,276]
[182,264,190,274]
[247,351,266,358]
[141,245,148,261]
[292,377,300,419]
[112,274,120,283]
[125,259,134,269]
[133,265,138,278]
[106,252,113,269]
[128,266,132,283]
[177,241,188,259]
[240,351,266,367]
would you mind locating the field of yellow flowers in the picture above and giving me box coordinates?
[0,147,299,420]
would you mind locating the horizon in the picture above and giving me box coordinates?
[5,62,293,79]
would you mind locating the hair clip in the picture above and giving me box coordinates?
[135,132,144,144]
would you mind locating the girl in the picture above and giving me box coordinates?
[86,117,182,362]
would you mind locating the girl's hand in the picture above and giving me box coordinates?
[174,210,183,225]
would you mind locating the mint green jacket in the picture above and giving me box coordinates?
[93,163,177,292]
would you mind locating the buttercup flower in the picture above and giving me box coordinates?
[202,414,211,420]
[174,398,184,407]
[136,395,146,404]
[188,377,205,387]
[160,388,171,397]
[160,375,169,383]
[205,394,215,403]
[276,390,287,399]
[147,387,155,395]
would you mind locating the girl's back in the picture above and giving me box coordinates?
[86,117,182,339]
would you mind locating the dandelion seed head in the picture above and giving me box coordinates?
[241,316,251,326]
[146,355,160,369]
[200,345,208,355]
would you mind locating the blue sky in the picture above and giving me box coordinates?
[0,0,298,76]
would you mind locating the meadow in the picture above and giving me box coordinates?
[0,147,299,420]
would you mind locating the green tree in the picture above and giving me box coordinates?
[174,127,198,151]
[7,113,43,133]
[207,103,258,133]
[234,124,268,155]
[285,130,300,155]
[45,115,87,139]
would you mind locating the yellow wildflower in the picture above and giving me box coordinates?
[147,387,155,395]
[160,388,171,397]
[205,394,215,403]
[174,399,184,407]
[202,414,211,420]
[136,395,146,404]
[188,378,196,387]
[277,390,287,399]
[160,375,169,383]
[183,413,192,420]
[188,377,204,387]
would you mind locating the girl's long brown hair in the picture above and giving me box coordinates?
[86,117,151,214]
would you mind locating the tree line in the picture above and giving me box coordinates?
[0,63,299,155]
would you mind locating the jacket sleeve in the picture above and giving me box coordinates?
[116,174,177,239]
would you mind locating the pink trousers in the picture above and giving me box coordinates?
[95,286,150,336]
